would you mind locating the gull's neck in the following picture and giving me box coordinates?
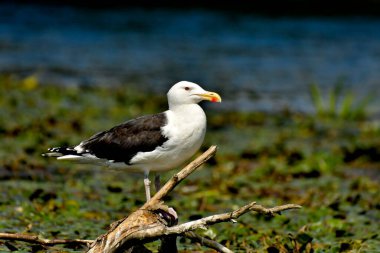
[169,103,202,112]
[168,103,206,123]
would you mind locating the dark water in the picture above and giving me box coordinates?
[1,4,380,112]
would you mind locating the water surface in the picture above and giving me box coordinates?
[1,4,380,112]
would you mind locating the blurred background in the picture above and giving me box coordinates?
[1,1,380,112]
[0,1,379,252]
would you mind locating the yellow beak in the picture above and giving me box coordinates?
[197,91,222,103]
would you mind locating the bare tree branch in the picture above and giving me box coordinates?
[0,202,302,252]
[250,203,302,215]
[0,232,92,247]
[126,202,301,242]
[184,231,233,253]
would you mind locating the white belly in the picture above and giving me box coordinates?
[127,105,207,172]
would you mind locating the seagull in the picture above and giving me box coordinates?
[43,81,221,201]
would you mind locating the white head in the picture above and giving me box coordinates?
[167,81,221,108]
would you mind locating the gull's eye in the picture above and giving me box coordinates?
[184,87,190,91]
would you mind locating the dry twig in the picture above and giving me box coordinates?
[0,232,92,247]
[184,231,234,253]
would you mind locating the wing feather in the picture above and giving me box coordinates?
[80,113,168,164]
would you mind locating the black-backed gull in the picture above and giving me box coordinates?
[43,81,221,201]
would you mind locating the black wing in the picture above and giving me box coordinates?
[81,113,168,164]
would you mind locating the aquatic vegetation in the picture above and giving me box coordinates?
[309,82,374,121]
[0,75,379,252]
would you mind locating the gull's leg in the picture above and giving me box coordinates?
[153,173,177,220]
[144,170,151,201]
[154,173,161,192]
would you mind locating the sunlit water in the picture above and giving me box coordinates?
[1,4,380,113]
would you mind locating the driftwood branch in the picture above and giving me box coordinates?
[0,145,302,252]
[250,203,303,215]
[0,232,92,247]
[113,202,301,241]
[184,231,234,253]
